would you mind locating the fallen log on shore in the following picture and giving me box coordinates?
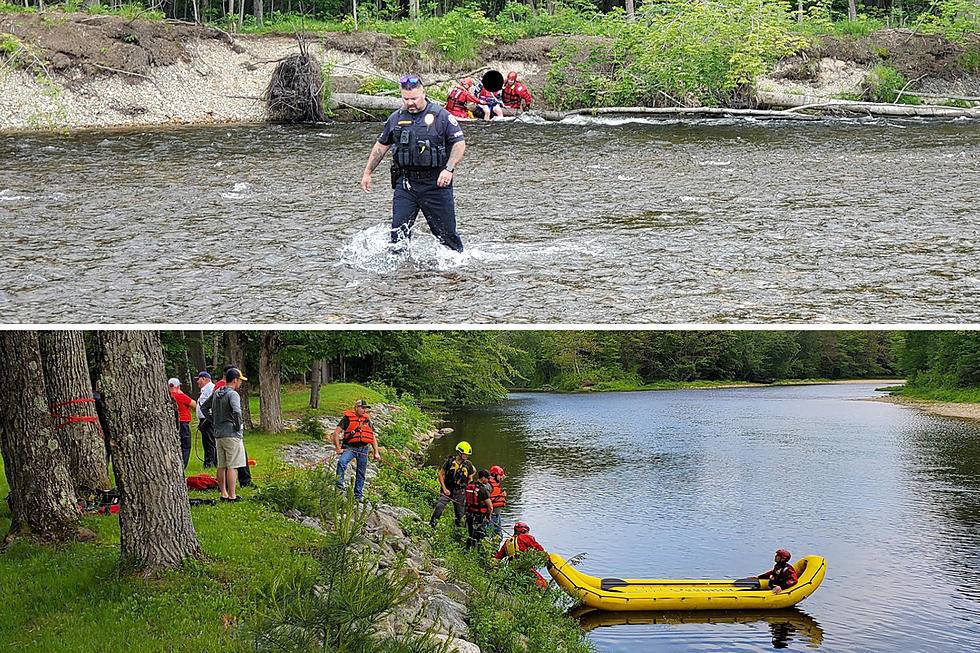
[327,92,980,122]
[755,91,980,118]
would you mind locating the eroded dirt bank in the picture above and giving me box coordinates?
[2,10,978,132]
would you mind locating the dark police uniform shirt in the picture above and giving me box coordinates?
[378,100,465,156]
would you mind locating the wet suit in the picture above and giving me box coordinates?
[378,101,465,252]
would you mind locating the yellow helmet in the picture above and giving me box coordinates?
[456,441,472,455]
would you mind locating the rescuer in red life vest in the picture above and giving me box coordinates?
[445,77,489,120]
[751,549,799,594]
[332,399,381,500]
[501,71,532,110]
[488,465,507,535]
[493,521,548,588]
[464,469,495,549]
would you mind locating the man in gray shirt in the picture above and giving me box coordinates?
[202,367,247,502]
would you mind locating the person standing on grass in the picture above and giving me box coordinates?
[333,399,381,500]
[201,367,248,502]
[168,377,196,470]
[195,371,216,468]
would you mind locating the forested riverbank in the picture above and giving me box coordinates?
[2,1,979,131]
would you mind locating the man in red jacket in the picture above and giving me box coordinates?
[493,521,548,587]
[751,549,799,594]
[446,78,489,120]
[168,378,196,469]
[501,71,532,111]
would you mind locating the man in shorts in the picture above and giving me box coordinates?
[202,367,248,502]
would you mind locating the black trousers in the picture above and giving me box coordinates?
[391,175,463,252]
[178,421,192,469]
[430,486,465,527]
[199,418,217,468]
[237,442,253,486]
[465,512,488,549]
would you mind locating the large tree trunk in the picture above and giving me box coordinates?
[37,331,111,491]
[0,331,89,547]
[186,330,207,395]
[848,0,857,21]
[409,0,418,20]
[91,331,202,574]
[226,331,254,430]
[625,0,634,20]
[309,358,323,409]
[259,331,284,433]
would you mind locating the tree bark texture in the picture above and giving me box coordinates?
[91,331,202,574]
[37,331,111,491]
[186,330,208,395]
[309,358,323,409]
[259,331,284,433]
[226,331,254,430]
[0,331,85,545]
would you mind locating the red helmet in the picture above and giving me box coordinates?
[514,522,530,534]
[460,77,473,87]
[506,71,518,83]
[775,549,791,562]
[489,465,504,476]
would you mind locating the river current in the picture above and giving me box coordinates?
[428,383,980,652]
[2,118,978,323]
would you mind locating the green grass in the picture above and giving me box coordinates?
[248,381,386,419]
[888,385,980,403]
[0,425,323,652]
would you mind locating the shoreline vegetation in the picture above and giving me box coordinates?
[0,381,592,653]
[2,2,979,132]
[510,378,907,393]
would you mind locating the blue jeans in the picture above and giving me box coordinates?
[336,445,370,499]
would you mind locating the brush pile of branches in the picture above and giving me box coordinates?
[264,35,326,123]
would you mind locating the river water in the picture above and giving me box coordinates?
[427,383,980,652]
[2,118,978,323]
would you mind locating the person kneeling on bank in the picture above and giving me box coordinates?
[493,521,548,588]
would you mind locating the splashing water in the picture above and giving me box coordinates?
[337,223,474,274]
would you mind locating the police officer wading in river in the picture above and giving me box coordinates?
[361,74,466,252]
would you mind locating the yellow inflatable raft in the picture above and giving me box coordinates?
[547,554,826,611]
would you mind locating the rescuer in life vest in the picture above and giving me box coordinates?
[493,521,548,588]
[446,78,490,120]
[501,71,532,111]
[750,549,799,594]
[464,469,495,549]
[430,441,476,528]
[332,399,381,500]
[487,465,507,535]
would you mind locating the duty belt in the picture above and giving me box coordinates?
[399,167,440,180]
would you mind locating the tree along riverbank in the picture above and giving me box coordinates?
[0,381,590,653]
[2,8,979,132]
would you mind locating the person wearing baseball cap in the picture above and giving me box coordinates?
[195,371,217,468]
[333,399,381,500]
[168,377,197,469]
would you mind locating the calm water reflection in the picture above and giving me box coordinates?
[428,383,980,652]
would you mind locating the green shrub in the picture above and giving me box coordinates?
[865,64,921,104]
[296,411,326,441]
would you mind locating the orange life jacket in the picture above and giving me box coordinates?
[489,478,506,509]
[342,410,375,446]
[464,481,490,514]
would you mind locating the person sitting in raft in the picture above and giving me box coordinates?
[493,521,548,588]
[474,82,503,119]
[751,548,799,594]
[446,78,488,120]
[501,71,532,111]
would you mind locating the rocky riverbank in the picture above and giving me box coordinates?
[276,404,485,652]
[864,394,980,421]
[2,10,979,132]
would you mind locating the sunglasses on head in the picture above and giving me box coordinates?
[400,75,422,89]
